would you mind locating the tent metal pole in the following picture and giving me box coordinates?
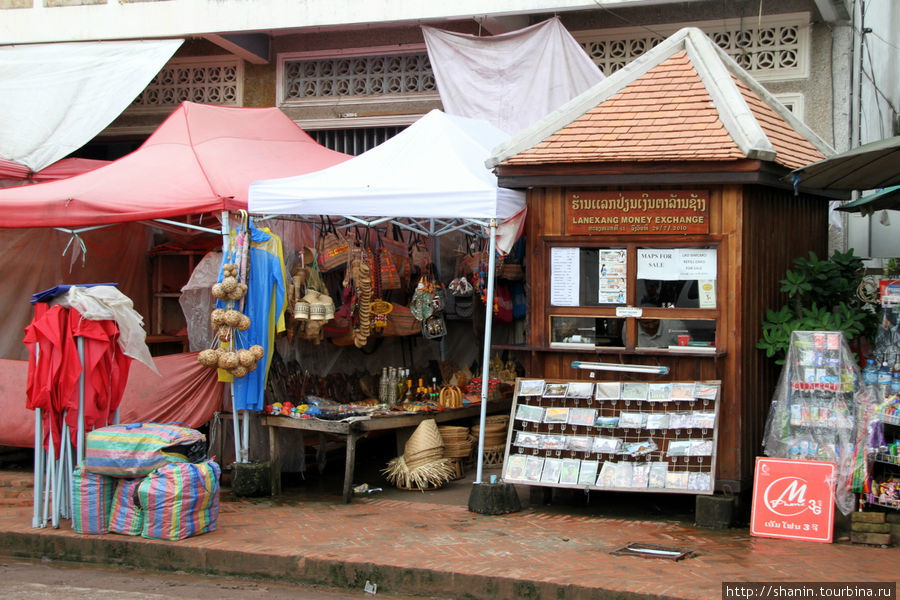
[56,422,69,521]
[232,393,242,464]
[76,336,85,466]
[32,342,43,528]
[48,432,58,528]
[32,407,43,528]
[474,219,498,485]
[241,410,250,463]
[42,436,52,528]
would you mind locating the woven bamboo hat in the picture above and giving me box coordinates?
[403,419,444,470]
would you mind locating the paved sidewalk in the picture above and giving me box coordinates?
[0,466,897,600]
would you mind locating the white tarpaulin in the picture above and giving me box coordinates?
[248,109,525,225]
[0,39,182,172]
[422,17,605,136]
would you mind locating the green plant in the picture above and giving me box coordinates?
[757,249,879,364]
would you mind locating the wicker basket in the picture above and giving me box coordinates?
[404,447,444,471]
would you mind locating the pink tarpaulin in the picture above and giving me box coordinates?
[0,157,108,184]
[0,101,350,228]
[0,353,222,448]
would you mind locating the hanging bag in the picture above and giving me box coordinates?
[316,216,351,272]
[376,234,402,291]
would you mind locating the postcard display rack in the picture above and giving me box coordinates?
[502,378,721,494]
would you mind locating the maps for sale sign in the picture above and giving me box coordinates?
[750,457,835,543]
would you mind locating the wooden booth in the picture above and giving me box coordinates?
[487,28,839,493]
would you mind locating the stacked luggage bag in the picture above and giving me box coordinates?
[73,423,220,541]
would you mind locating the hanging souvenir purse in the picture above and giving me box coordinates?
[421,312,447,340]
[409,275,436,321]
[316,216,351,272]
[376,234,401,291]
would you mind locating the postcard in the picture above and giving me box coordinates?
[648,462,668,488]
[514,403,545,423]
[695,382,720,400]
[567,407,597,426]
[517,379,545,396]
[614,461,633,488]
[617,411,646,429]
[543,407,570,423]
[513,431,544,449]
[559,458,581,485]
[596,461,617,487]
[665,471,690,489]
[688,471,712,491]
[541,434,568,450]
[645,413,670,430]
[524,456,545,482]
[689,439,714,456]
[620,439,657,457]
[542,382,569,398]
[591,436,622,454]
[594,382,622,401]
[648,383,673,402]
[595,415,619,428]
[666,440,692,457]
[671,382,697,401]
[578,460,599,486]
[668,412,693,429]
[566,381,594,399]
[632,462,650,488]
[504,454,527,481]
[621,381,649,401]
[540,457,563,484]
[690,412,716,429]
[565,435,594,453]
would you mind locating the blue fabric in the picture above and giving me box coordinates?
[31,283,118,304]
[219,220,286,411]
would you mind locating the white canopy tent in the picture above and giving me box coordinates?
[249,109,526,484]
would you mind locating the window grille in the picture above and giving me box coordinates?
[131,57,243,108]
[577,13,809,81]
[309,126,406,156]
[283,52,435,101]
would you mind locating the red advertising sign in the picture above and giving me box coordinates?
[750,457,835,543]
[565,190,709,235]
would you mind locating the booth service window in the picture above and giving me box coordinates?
[549,246,718,352]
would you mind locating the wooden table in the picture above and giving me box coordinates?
[261,399,511,503]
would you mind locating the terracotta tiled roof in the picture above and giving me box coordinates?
[492,28,831,171]
[734,76,825,169]
[504,51,747,165]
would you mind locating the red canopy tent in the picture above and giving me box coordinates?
[0,157,109,185]
[0,101,349,228]
[0,101,351,447]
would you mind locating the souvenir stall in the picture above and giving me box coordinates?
[483,27,838,499]
[0,101,350,528]
[249,109,526,500]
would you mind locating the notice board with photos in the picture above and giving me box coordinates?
[502,377,720,494]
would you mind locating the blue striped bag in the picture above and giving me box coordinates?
[84,423,206,478]
[107,478,144,536]
[72,466,115,535]
[136,460,220,541]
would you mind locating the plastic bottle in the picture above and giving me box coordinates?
[863,358,878,385]
[878,358,892,386]
[892,371,900,395]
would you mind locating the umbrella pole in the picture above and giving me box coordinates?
[32,342,43,528]
[55,421,68,521]
[32,407,43,528]
[474,219,498,485]
[232,392,243,463]
[76,336,85,466]
[241,410,250,463]
[47,432,57,528]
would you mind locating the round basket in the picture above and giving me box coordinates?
[443,440,473,458]
[404,419,443,457]
[482,445,506,467]
[438,425,469,442]
[484,415,509,426]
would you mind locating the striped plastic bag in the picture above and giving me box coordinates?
[136,460,220,541]
[84,423,206,478]
[72,466,115,535]
[107,477,144,536]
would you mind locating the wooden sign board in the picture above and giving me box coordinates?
[565,191,709,235]
[750,457,835,543]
